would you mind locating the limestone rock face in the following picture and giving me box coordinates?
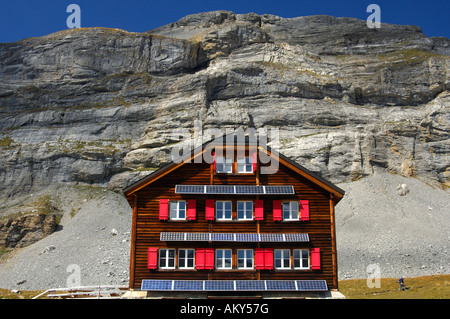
[0,214,58,248]
[0,11,449,198]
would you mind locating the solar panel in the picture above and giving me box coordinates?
[235,185,264,194]
[173,280,204,291]
[175,185,205,194]
[160,232,184,241]
[264,185,295,194]
[205,280,235,291]
[266,280,297,291]
[205,185,235,194]
[141,280,328,292]
[185,233,209,241]
[296,280,328,291]
[210,233,234,241]
[235,280,266,291]
[235,233,259,242]
[284,233,309,242]
[260,233,284,242]
[141,280,172,291]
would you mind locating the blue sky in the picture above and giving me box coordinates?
[0,0,448,43]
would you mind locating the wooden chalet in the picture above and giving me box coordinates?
[123,133,345,298]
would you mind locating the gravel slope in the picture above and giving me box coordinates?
[0,186,132,290]
[336,170,450,280]
[0,172,448,291]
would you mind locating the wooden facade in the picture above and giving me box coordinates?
[124,135,345,297]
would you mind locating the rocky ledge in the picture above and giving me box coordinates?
[0,213,58,248]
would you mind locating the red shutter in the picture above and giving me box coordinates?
[252,152,257,172]
[205,199,215,220]
[187,199,196,221]
[213,152,216,171]
[147,247,158,269]
[254,200,264,221]
[196,248,205,269]
[300,200,310,221]
[159,199,169,220]
[264,249,274,270]
[205,248,215,269]
[255,248,265,269]
[311,248,321,270]
[273,200,282,221]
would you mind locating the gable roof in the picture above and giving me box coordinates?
[123,133,345,201]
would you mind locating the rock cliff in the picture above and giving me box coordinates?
[0,213,58,248]
[0,11,449,200]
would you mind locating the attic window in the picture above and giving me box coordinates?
[237,156,253,173]
[216,156,233,173]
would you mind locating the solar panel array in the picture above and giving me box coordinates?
[142,280,328,292]
[175,185,295,195]
[160,232,309,242]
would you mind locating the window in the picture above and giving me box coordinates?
[237,157,253,173]
[293,249,310,269]
[178,249,195,269]
[282,201,299,221]
[237,249,254,269]
[216,157,233,173]
[216,201,232,220]
[159,249,175,269]
[216,249,232,269]
[237,201,253,220]
[169,201,186,220]
[274,249,291,269]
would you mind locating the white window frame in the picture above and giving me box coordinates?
[237,156,253,173]
[293,249,310,269]
[274,249,291,269]
[159,249,176,269]
[216,201,232,220]
[237,249,254,269]
[237,201,253,220]
[216,156,233,173]
[178,249,195,269]
[216,249,233,269]
[282,201,299,221]
[169,200,186,220]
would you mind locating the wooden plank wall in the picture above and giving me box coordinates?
[127,158,336,290]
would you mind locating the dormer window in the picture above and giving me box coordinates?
[216,156,233,173]
[237,157,253,173]
[214,152,256,174]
